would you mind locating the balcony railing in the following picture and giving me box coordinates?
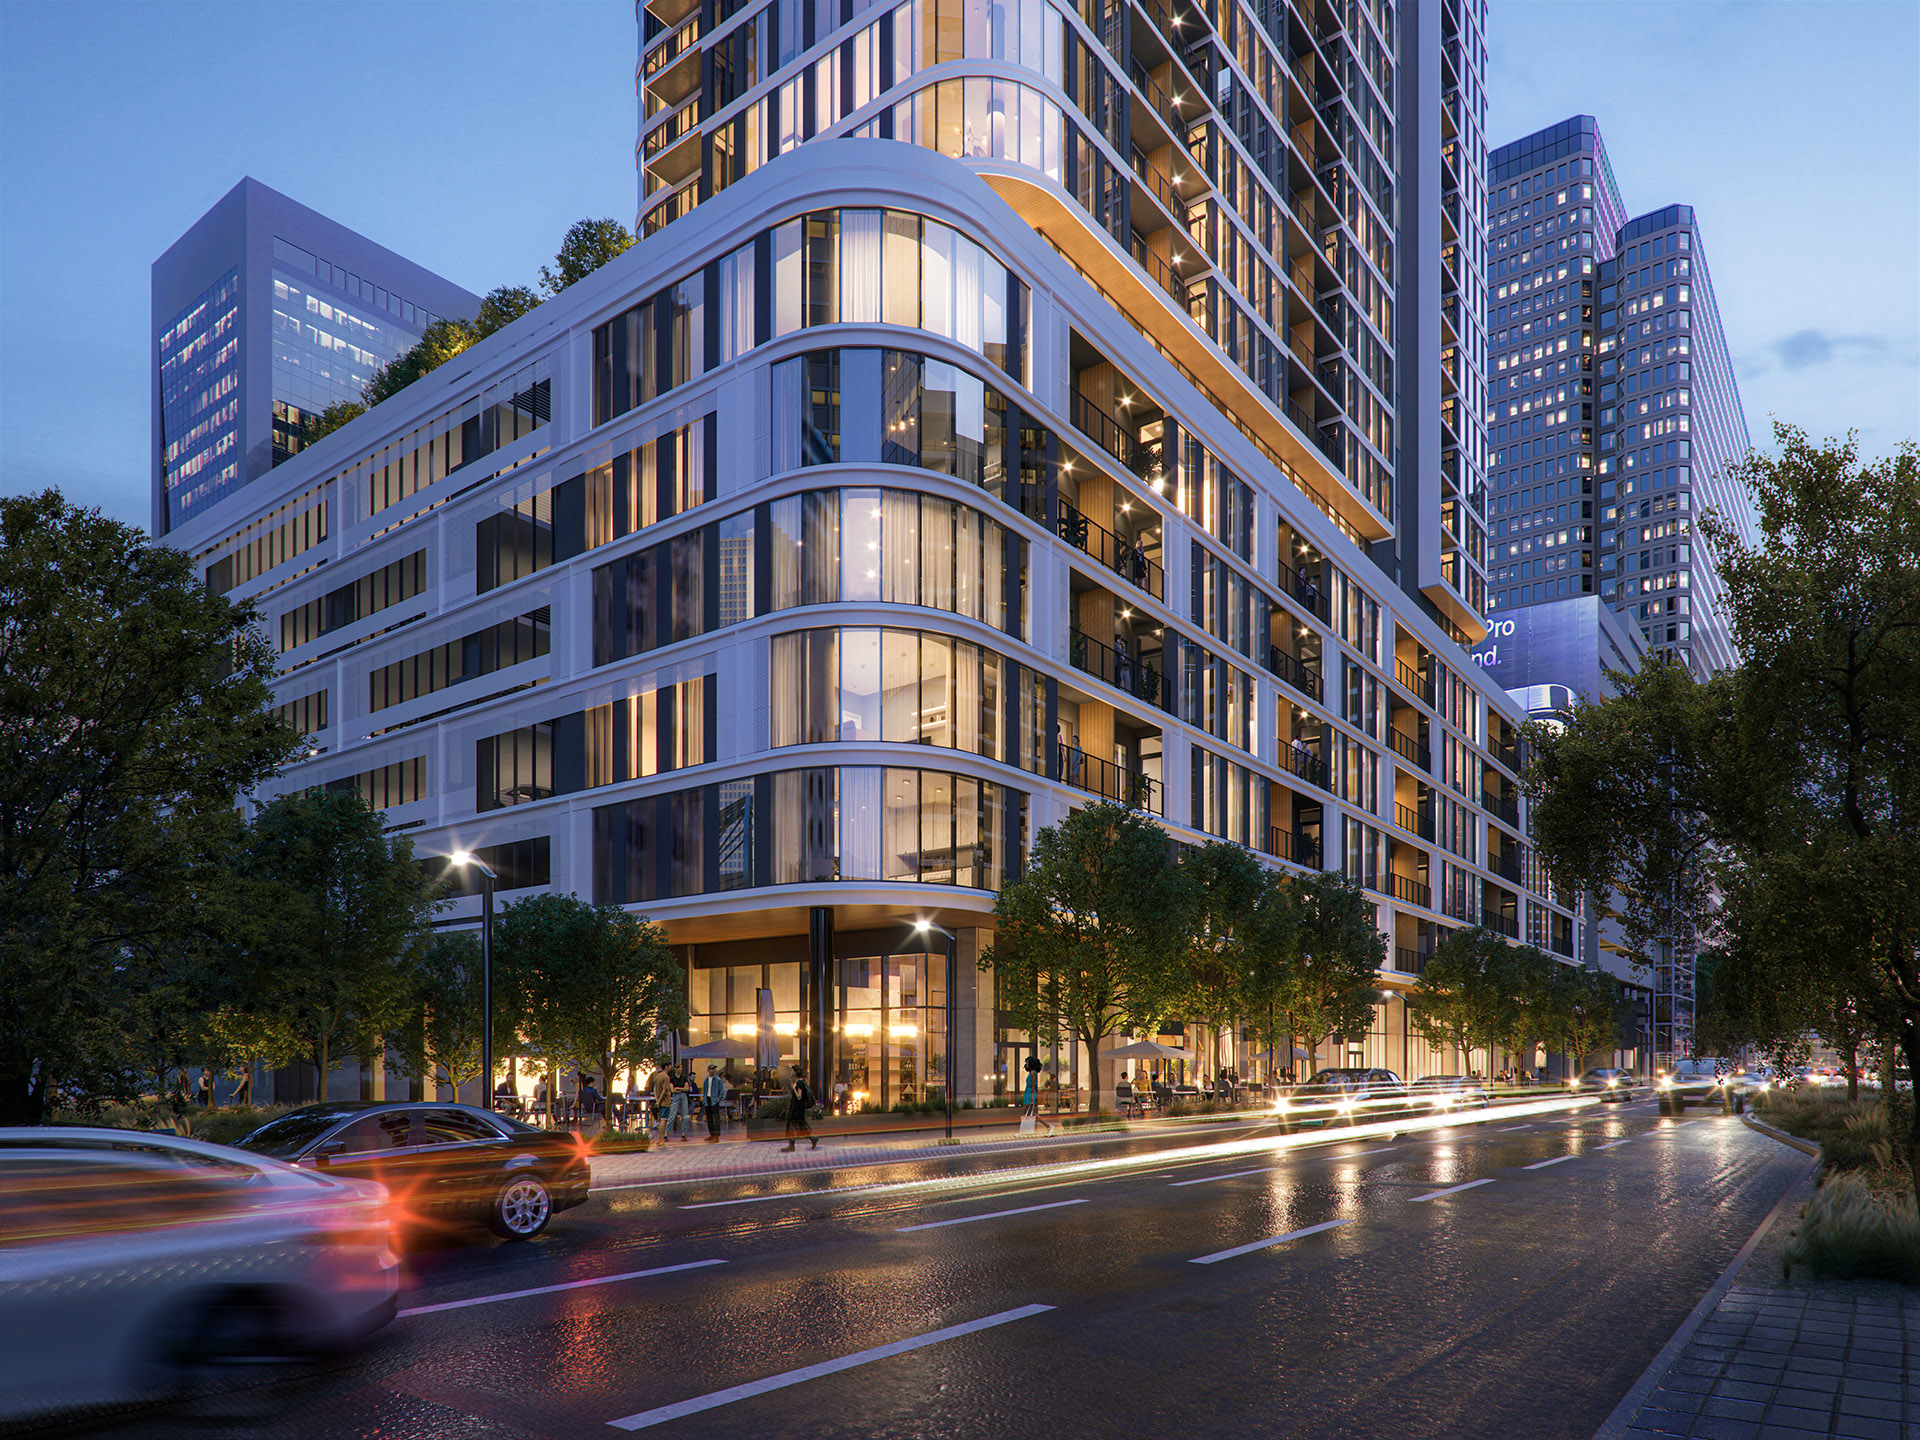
[1483,792,1520,828]
[1130,148,1188,225]
[1483,912,1520,940]
[1057,500,1164,601]
[1394,658,1434,705]
[1393,947,1431,976]
[1057,744,1162,814]
[1265,645,1323,703]
[1277,556,1329,620]
[1069,392,1166,482]
[1393,802,1430,840]
[1552,931,1575,959]
[1389,727,1430,770]
[1069,627,1171,712]
[1490,853,1522,885]
[1384,872,1432,908]
[1263,826,1320,867]
[1279,739,1330,791]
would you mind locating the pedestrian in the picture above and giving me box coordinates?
[665,1065,694,1141]
[1069,732,1084,785]
[231,1069,252,1106]
[197,1070,215,1109]
[782,1064,818,1152]
[702,1063,727,1143]
[647,1063,673,1138]
[831,1076,849,1115]
[1021,1055,1054,1136]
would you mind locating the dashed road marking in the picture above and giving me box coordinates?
[1190,1217,1353,1265]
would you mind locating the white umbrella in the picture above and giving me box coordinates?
[755,988,780,1071]
[1105,1039,1192,1060]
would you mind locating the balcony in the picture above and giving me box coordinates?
[1389,727,1430,771]
[1069,627,1171,712]
[1482,912,1520,940]
[1265,644,1323,703]
[1393,803,1436,844]
[1394,658,1433,706]
[1058,743,1162,814]
[1489,852,1522,885]
[1069,392,1166,483]
[1057,499,1164,602]
[1393,947,1431,976]
[1384,873,1432,908]
[1484,792,1520,828]
[1263,826,1321,867]
[1279,738,1330,791]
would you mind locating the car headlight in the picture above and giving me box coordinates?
[1659,1078,1672,1089]
[1605,1078,1618,1087]
[1275,1099,1290,1114]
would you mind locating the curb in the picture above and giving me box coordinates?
[1740,1111,1822,1157]
[1589,1139,1820,1440]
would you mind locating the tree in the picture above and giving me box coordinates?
[1239,870,1303,1079]
[1546,966,1631,1079]
[363,317,479,407]
[981,802,1184,1112]
[494,893,685,1103]
[1488,942,1561,1076]
[1174,842,1266,1079]
[0,491,299,1123]
[242,789,440,1096]
[474,284,540,338]
[391,932,490,1098]
[303,400,366,446]
[1406,927,1512,1075]
[1279,870,1387,1075]
[540,219,635,297]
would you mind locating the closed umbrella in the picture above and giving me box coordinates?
[755,988,780,1072]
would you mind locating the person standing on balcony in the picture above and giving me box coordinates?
[1116,635,1133,693]
[1069,733,1085,786]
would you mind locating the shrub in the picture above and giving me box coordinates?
[1781,1171,1920,1284]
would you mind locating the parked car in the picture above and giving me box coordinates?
[1575,1068,1638,1102]
[1276,1069,1409,1131]
[1408,1076,1492,1112]
[233,1102,591,1240]
[0,1127,398,1422]
[1658,1059,1740,1114]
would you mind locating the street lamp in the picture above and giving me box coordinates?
[912,919,958,1141]
[450,851,498,1112]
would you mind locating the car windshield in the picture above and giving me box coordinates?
[1305,1070,1366,1088]
[235,1106,366,1158]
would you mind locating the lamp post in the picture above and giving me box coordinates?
[450,851,498,1111]
[913,919,958,1141]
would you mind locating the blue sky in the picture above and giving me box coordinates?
[2,0,1914,530]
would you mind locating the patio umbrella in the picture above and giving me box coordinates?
[1105,1039,1192,1060]
[755,988,780,1071]
[679,1038,754,1059]
[1251,1045,1314,1061]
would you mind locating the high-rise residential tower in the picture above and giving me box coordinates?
[1483,117,1753,678]
[151,177,480,536]
[166,0,1599,1105]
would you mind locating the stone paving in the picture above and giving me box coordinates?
[1616,1286,1919,1440]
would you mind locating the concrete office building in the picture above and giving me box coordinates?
[152,177,480,536]
[165,0,1582,1105]
[1483,117,1754,679]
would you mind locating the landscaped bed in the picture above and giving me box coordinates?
[1753,1089,1920,1284]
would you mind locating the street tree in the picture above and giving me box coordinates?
[1278,870,1387,1075]
[494,893,685,1102]
[1406,927,1513,1075]
[0,491,299,1123]
[540,219,636,297]
[242,789,440,1094]
[1546,965,1631,1079]
[392,931,490,1099]
[1239,870,1302,1079]
[1175,841,1267,1079]
[981,802,1184,1112]
[1489,943,1561,1077]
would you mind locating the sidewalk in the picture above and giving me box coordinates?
[1601,1149,1920,1440]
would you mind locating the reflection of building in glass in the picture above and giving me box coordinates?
[151,177,479,535]
[174,2,1591,1105]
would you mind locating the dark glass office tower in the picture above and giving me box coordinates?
[151,177,480,536]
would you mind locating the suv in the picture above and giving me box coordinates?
[1575,1068,1637,1102]
[1276,1069,1408,1131]
[1659,1059,1740,1115]
[1409,1076,1492,1112]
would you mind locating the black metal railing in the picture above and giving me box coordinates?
[1263,826,1320,867]
[1395,658,1434,705]
[1490,853,1522,885]
[1552,931,1575,959]
[1069,391,1165,482]
[1389,727,1430,770]
[1483,792,1520,828]
[1483,912,1520,940]
[1279,739,1330,791]
[1382,872,1432,907]
[1393,947,1431,976]
[1265,645,1323,702]
[1057,744,1162,814]
[1068,627,1171,711]
[1277,557,1329,619]
[1057,500,1164,601]
[1393,803,1420,834]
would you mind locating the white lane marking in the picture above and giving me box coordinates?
[1189,1217,1353,1265]
[1171,1165,1279,1187]
[681,1183,893,1209]
[894,1198,1088,1232]
[1597,1138,1635,1150]
[1499,1125,1530,1132]
[1409,1178,1495,1202]
[1524,1155,1576,1170]
[606,1304,1055,1430]
[399,1259,726,1317]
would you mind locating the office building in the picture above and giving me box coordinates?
[151,177,480,536]
[1484,117,1755,678]
[167,0,1580,1104]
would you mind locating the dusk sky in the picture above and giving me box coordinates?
[2,0,1913,530]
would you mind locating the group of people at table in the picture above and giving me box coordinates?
[494,1063,789,1139]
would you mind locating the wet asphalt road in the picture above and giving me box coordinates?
[41,1100,1807,1440]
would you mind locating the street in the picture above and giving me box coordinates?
[39,1103,1805,1440]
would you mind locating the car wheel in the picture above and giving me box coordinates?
[1658,1094,1672,1116]
[151,1288,288,1377]
[489,1173,553,1240]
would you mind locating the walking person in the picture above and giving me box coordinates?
[1021,1055,1054,1136]
[702,1063,727,1143]
[781,1064,818,1152]
[647,1063,673,1139]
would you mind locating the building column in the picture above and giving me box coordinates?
[807,906,834,1102]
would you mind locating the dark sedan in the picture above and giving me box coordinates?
[234,1103,590,1241]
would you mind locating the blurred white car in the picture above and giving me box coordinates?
[0,1127,399,1421]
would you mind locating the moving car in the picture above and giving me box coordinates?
[1408,1076,1491,1112]
[0,1127,397,1422]
[1575,1068,1638,1102]
[1276,1069,1409,1131]
[234,1102,591,1240]
[1658,1059,1741,1114]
